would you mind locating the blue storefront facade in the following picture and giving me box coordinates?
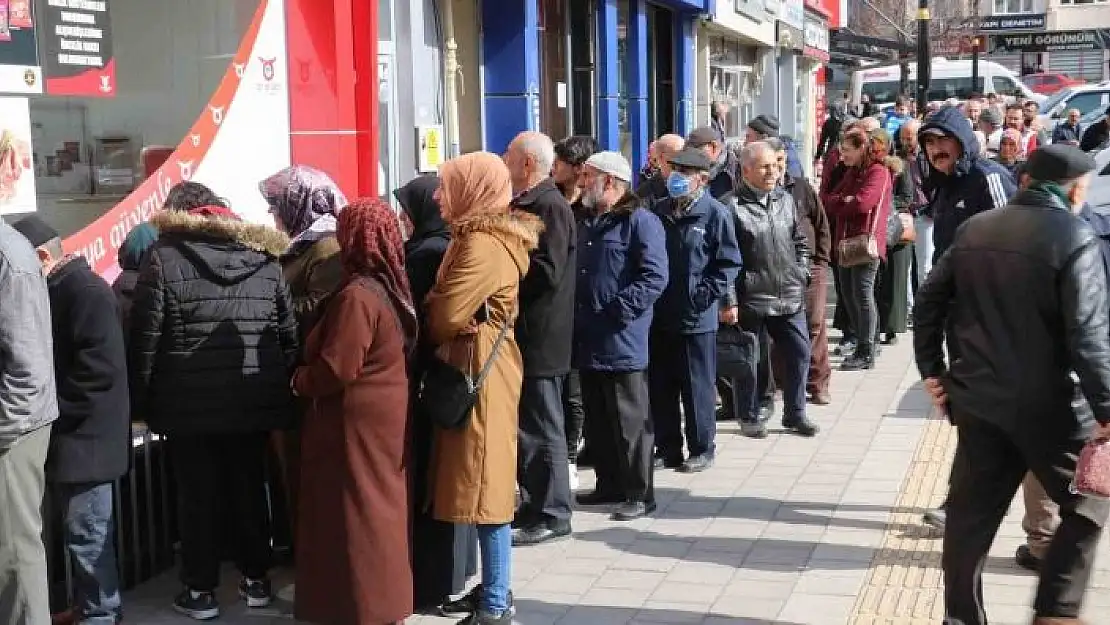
[481,0,708,178]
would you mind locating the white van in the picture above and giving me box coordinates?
[850,58,1045,111]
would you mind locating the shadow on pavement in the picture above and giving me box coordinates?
[514,599,811,625]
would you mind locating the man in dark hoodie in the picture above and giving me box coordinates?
[12,216,129,625]
[687,126,740,202]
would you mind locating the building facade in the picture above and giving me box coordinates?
[983,0,1110,81]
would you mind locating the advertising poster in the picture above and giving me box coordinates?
[0,97,38,215]
[40,0,115,96]
[0,0,41,93]
[9,0,30,28]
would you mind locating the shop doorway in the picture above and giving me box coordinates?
[539,0,596,141]
[378,0,399,201]
[646,3,675,139]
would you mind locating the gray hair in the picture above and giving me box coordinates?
[763,137,786,153]
[517,131,555,175]
[42,237,63,259]
[740,141,775,167]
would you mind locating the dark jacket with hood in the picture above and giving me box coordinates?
[281,237,343,343]
[729,182,809,317]
[396,175,449,381]
[652,190,742,334]
[1080,116,1110,153]
[46,256,130,484]
[708,149,741,202]
[512,178,577,378]
[783,172,831,266]
[128,208,299,434]
[113,222,159,341]
[919,106,1016,262]
[635,173,669,214]
[574,192,668,372]
[815,109,844,161]
[914,187,1110,441]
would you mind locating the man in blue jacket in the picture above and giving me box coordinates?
[650,147,742,473]
[918,105,1017,263]
[573,152,669,521]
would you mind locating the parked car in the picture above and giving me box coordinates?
[1037,83,1110,132]
[1022,72,1086,96]
[1089,145,1110,210]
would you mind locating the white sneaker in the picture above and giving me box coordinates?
[568,463,579,491]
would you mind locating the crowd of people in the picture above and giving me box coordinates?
[2,87,1110,625]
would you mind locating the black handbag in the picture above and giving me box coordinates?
[716,323,759,381]
[417,309,515,429]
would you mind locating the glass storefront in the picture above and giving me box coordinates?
[616,0,631,162]
[709,36,758,141]
[27,0,262,237]
[646,4,674,140]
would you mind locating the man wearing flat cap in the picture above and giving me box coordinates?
[746,115,805,179]
[686,126,740,202]
[913,144,1110,625]
[573,151,668,521]
[12,215,129,625]
[648,147,741,474]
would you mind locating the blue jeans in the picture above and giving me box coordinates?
[476,523,511,615]
[56,481,121,625]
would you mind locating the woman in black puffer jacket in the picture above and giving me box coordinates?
[128,198,299,618]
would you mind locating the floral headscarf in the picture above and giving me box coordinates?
[260,165,348,246]
[337,197,418,349]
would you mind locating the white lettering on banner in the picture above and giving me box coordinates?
[59,10,95,23]
[56,54,103,67]
[49,0,106,10]
[55,25,102,38]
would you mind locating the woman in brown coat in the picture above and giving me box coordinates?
[425,152,542,625]
[291,197,418,625]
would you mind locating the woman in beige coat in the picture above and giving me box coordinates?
[424,152,541,625]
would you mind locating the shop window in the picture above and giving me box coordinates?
[27,0,262,237]
[616,0,631,163]
[992,0,1034,13]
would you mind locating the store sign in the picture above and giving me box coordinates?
[39,0,115,97]
[764,0,781,14]
[734,0,768,21]
[777,21,803,52]
[0,0,42,94]
[780,0,804,30]
[0,97,37,215]
[977,13,1045,32]
[990,29,1110,53]
[804,15,829,61]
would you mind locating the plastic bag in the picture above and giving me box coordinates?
[1070,438,1110,499]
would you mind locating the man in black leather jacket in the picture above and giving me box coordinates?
[913,145,1110,625]
[723,141,818,439]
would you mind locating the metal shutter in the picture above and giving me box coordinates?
[991,54,1022,74]
[1049,50,1107,82]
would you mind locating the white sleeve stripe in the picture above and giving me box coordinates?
[985,172,1007,209]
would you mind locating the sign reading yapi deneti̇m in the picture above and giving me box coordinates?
[990,29,1110,53]
[977,13,1045,32]
[40,0,115,97]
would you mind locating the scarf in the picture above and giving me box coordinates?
[1029,181,1072,209]
[436,152,514,282]
[260,165,348,246]
[395,174,449,254]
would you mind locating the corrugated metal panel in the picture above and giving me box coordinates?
[991,54,1022,74]
[1049,50,1107,82]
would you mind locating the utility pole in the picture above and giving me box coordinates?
[970,8,981,94]
[916,0,931,113]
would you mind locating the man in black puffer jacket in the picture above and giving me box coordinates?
[129,200,298,620]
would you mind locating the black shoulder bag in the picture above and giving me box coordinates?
[417,307,515,429]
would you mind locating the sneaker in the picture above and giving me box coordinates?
[882,332,899,345]
[840,350,875,371]
[740,421,769,439]
[239,577,273,608]
[458,609,514,624]
[758,400,776,423]
[512,520,572,546]
[923,508,946,532]
[612,500,656,521]
[782,416,820,437]
[833,337,857,357]
[173,589,219,621]
[568,462,580,491]
[1015,544,1041,572]
[653,454,684,470]
[440,587,515,617]
[678,453,714,473]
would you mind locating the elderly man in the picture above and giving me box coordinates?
[965,98,983,128]
[915,144,1110,625]
[649,147,741,473]
[1052,109,1083,146]
[0,218,58,625]
[978,108,1003,157]
[899,119,931,290]
[726,142,818,438]
[686,126,740,201]
[505,131,577,546]
[573,152,668,521]
[636,134,685,209]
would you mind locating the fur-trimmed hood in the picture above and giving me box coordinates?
[151,209,290,285]
[450,210,543,275]
[882,154,905,176]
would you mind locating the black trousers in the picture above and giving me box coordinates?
[944,412,1109,623]
[517,376,572,525]
[580,370,655,504]
[564,370,586,464]
[649,331,717,460]
[737,310,810,424]
[169,433,272,591]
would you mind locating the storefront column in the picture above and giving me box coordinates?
[596,0,621,151]
[777,54,797,139]
[481,0,541,154]
[674,15,696,135]
[628,0,650,176]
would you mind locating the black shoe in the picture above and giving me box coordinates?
[840,350,875,371]
[653,455,684,470]
[576,490,623,506]
[458,609,514,625]
[238,577,272,608]
[882,332,899,345]
[1015,545,1041,572]
[576,446,594,468]
[833,337,857,356]
[173,589,219,621]
[783,416,819,437]
[512,520,572,546]
[740,421,769,439]
[678,453,714,473]
[611,500,656,521]
[440,587,515,617]
[922,508,946,532]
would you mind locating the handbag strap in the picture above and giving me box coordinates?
[471,306,515,391]
[866,174,889,237]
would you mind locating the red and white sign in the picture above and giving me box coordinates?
[63,0,290,282]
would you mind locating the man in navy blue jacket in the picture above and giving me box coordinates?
[918,105,1017,263]
[650,147,742,473]
[573,152,669,521]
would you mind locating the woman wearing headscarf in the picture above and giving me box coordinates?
[870,129,912,346]
[291,197,417,625]
[395,174,478,612]
[425,152,542,625]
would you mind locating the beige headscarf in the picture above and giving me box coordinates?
[437,151,513,225]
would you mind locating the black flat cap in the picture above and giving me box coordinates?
[12,215,59,248]
[686,126,720,148]
[1025,144,1096,183]
[748,114,780,138]
[668,146,713,171]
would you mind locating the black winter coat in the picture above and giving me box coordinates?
[729,183,809,318]
[914,188,1110,441]
[1081,118,1110,153]
[46,257,130,484]
[512,178,577,378]
[129,210,299,434]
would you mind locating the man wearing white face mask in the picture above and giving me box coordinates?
[573,152,668,521]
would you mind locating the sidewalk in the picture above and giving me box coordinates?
[119,337,1110,625]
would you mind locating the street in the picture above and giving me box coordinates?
[118,338,1110,625]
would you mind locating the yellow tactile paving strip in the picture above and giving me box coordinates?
[849,409,956,624]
